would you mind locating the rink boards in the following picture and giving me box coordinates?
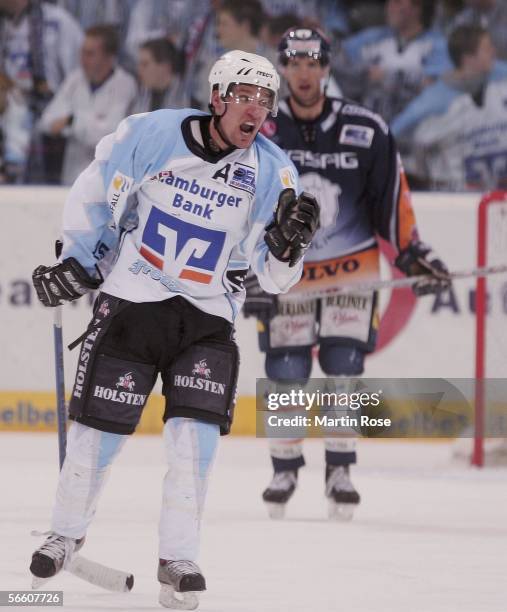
[1,187,501,434]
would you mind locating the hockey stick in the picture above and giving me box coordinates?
[67,555,134,592]
[47,248,134,592]
[282,263,507,300]
[53,306,66,469]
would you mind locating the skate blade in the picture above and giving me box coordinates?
[265,502,286,520]
[328,500,356,521]
[31,575,51,590]
[159,584,200,610]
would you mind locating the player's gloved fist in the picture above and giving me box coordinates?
[395,240,451,296]
[265,188,320,267]
[32,257,102,307]
[243,270,277,319]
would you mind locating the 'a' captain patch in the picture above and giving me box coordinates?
[339,124,374,148]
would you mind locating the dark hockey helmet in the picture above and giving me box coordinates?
[278,27,331,67]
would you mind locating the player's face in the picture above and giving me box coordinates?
[284,57,327,108]
[212,84,272,148]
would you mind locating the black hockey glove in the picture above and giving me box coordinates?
[243,270,277,319]
[395,240,451,296]
[32,257,103,307]
[265,189,320,267]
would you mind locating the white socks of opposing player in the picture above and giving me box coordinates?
[159,418,219,562]
[51,423,127,539]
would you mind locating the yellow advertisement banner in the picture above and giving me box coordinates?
[0,392,257,435]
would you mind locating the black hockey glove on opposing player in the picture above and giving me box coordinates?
[32,258,102,307]
[243,270,277,319]
[265,189,320,267]
[395,240,451,296]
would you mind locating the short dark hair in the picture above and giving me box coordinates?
[448,24,489,68]
[85,24,119,57]
[416,0,436,31]
[140,38,182,73]
[219,0,265,37]
[267,13,302,39]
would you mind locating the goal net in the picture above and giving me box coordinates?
[472,191,507,466]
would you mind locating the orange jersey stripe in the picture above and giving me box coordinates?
[179,269,213,284]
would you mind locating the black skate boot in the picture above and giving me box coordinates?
[325,465,361,521]
[30,532,85,587]
[262,470,297,519]
[158,559,206,610]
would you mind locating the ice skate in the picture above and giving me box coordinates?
[262,470,297,519]
[158,559,206,610]
[30,531,85,588]
[325,465,360,521]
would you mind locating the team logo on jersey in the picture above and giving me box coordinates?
[230,163,256,195]
[299,173,340,230]
[279,166,297,188]
[192,360,211,379]
[140,205,226,284]
[151,170,173,181]
[108,171,133,215]
[116,372,135,391]
[339,124,374,149]
[97,300,110,318]
[342,104,388,135]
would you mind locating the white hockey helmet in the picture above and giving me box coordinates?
[208,50,280,116]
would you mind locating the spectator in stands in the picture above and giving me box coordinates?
[0,0,83,110]
[190,0,271,109]
[0,0,83,182]
[392,25,507,191]
[258,0,349,37]
[0,72,31,183]
[216,0,266,55]
[56,0,136,64]
[56,0,132,35]
[124,0,206,64]
[335,0,452,122]
[133,38,191,113]
[449,0,507,60]
[259,13,302,51]
[39,25,136,185]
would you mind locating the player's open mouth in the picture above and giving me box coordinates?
[240,123,255,134]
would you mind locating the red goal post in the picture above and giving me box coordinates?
[473,190,507,467]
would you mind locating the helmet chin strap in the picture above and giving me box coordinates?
[210,103,236,150]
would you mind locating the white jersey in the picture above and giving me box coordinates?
[411,77,507,191]
[1,2,83,94]
[61,109,302,322]
[39,66,138,185]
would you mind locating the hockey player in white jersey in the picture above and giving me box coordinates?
[29,50,319,609]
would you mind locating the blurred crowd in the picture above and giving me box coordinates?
[0,0,506,191]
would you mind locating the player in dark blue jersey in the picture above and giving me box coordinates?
[247,28,450,520]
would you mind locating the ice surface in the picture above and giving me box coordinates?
[1,433,506,612]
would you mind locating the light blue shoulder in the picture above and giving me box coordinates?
[253,133,299,223]
[391,80,459,137]
[343,26,391,60]
[491,61,507,81]
[102,108,205,187]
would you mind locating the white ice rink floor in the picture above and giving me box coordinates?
[1,433,506,612]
